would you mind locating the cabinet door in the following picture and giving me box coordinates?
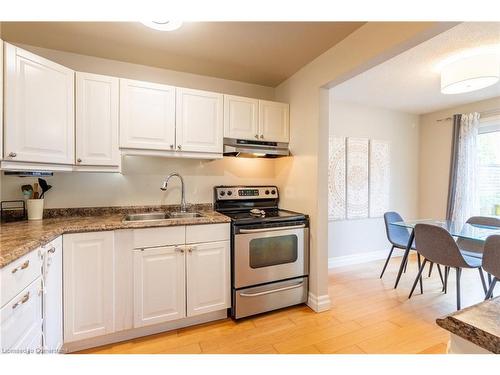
[43,237,63,352]
[186,241,230,317]
[63,232,114,343]
[258,100,289,143]
[119,79,176,151]
[4,43,74,164]
[223,95,259,141]
[76,72,120,167]
[133,246,186,328]
[176,88,223,153]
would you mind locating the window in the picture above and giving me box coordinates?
[477,116,500,216]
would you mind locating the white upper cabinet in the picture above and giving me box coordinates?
[186,241,230,317]
[176,88,223,153]
[133,246,186,328]
[3,43,75,165]
[223,96,290,143]
[223,95,259,141]
[76,72,120,168]
[63,232,115,343]
[258,100,289,142]
[119,79,176,151]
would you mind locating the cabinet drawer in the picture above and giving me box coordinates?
[133,226,185,249]
[186,223,230,244]
[0,277,43,351]
[1,248,43,308]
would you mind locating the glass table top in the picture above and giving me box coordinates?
[391,219,500,242]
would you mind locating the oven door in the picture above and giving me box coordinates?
[234,224,309,289]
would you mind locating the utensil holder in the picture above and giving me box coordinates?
[27,199,44,220]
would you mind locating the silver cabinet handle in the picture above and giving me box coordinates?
[12,292,30,309]
[240,282,304,297]
[11,260,30,274]
[47,247,56,254]
[170,144,174,149]
[238,224,306,234]
[8,152,17,157]
[177,145,182,150]
[77,158,82,163]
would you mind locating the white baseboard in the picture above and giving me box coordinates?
[307,292,331,312]
[328,248,404,269]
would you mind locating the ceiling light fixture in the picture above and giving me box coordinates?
[141,20,183,32]
[439,47,500,95]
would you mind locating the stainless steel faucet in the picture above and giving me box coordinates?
[160,172,187,212]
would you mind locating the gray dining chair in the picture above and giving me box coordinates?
[482,235,500,299]
[411,223,488,310]
[458,216,500,259]
[455,216,500,290]
[380,211,417,278]
[381,212,442,289]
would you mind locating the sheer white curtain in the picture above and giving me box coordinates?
[450,112,480,225]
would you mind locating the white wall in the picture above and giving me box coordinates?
[328,97,420,259]
[0,44,277,208]
[274,22,450,310]
[419,96,500,219]
[2,157,277,208]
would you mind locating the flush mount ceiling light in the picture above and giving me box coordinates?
[141,20,183,31]
[440,52,500,95]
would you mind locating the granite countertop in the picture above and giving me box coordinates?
[436,297,500,353]
[0,204,230,269]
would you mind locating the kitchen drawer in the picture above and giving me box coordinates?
[0,277,43,351]
[133,226,185,249]
[233,277,308,319]
[13,322,43,353]
[186,223,230,244]
[1,247,43,308]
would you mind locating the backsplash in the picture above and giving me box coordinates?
[1,156,277,208]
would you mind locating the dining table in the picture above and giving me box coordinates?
[390,219,500,289]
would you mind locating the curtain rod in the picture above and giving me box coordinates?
[436,108,500,122]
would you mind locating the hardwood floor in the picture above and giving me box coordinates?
[78,254,489,354]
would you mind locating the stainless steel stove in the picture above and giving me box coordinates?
[214,185,309,319]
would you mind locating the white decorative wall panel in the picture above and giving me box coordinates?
[369,140,390,218]
[329,137,346,220]
[346,137,369,219]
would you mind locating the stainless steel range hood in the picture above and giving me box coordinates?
[223,138,290,158]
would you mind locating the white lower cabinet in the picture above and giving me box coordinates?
[42,237,63,352]
[133,246,186,328]
[0,277,43,352]
[51,225,230,348]
[132,224,231,329]
[63,232,115,343]
[186,241,230,317]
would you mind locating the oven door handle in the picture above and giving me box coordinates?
[238,224,306,233]
[239,281,305,297]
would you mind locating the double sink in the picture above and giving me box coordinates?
[123,211,203,222]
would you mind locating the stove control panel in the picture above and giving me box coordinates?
[215,186,278,200]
